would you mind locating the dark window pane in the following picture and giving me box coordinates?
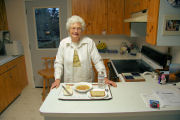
[35,8,60,49]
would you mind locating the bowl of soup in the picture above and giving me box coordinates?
[74,82,92,93]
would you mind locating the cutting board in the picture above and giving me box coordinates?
[122,73,145,82]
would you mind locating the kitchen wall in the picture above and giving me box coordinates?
[5,0,34,87]
[4,0,180,88]
[157,0,180,46]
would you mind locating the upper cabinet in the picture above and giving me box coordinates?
[72,0,124,35]
[124,0,159,45]
[146,0,160,45]
[0,0,8,30]
[125,0,180,46]
[129,0,148,13]
[124,0,148,36]
[107,0,124,34]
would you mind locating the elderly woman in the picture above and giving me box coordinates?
[51,15,116,89]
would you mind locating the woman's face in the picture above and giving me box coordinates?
[69,22,82,42]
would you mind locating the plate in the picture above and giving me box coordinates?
[87,89,108,99]
[74,82,92,93]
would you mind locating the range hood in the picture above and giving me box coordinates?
[124,10,147,22]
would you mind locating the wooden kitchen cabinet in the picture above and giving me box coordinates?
[124,0,160,45]
[107,0,124,34]
[0,56,28,113]
[124,0,148,16]
[72,0,124,35]
[128,0,148,14]
[124,0,148,36]
[124,0,131,36]
[16,56,28,89]
[146,0,160,45]
[0,71,10,112]
[0,0,8,30]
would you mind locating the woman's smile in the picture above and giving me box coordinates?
[69,22,82,42]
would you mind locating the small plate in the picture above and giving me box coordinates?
[74,82,92,93]
[87,89,108,99]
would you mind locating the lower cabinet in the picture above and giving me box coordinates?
[0,56,28,113]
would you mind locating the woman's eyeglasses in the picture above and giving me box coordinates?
[71,27,82,31]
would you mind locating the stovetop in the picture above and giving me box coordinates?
[111,59,153,74]
[110,46,167,75]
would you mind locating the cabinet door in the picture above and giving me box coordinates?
[107,0,124,34]
[124,0,131,36]
[0,67,18,112]
[72,0,107,35]
[16,56,28,90]
[129,0,148,13]
[9,65,21,99]
[0,56,28,112]
[146,0,160,45]
[139,0,148,12]
[0,72,9,112]
[0,0,8,30]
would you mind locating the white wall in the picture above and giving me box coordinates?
[157,0,180,46]
[171,47,180,64]
[5,0,34,87]
[4,0,71,88]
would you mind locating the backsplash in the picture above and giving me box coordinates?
[89,35,140,53]
[88,35,180,64]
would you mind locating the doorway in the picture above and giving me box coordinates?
[25,0,67,87]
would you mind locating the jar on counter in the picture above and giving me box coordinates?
[120,42,128,55]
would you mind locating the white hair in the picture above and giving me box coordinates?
[66,15,86,31]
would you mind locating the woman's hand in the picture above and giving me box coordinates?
[104,77,117,87]
[50,79,61,90]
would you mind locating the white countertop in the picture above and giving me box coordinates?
[39,76,180,119]
[100,53,141,60]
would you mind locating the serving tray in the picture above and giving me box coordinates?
[58,83,112,100]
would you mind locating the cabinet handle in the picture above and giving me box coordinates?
[150,26,153,32]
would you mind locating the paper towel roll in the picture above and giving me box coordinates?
[5,40,24,55]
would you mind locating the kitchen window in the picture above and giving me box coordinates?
[34,8,60,49]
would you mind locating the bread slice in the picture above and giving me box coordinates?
[90,91,105,97]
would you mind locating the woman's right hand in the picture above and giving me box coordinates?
[50,79,61,90]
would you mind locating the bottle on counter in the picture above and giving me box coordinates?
[98,71,105,89]
[160,74,166,85]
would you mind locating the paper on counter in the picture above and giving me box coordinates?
[154,89,180,107]
[141,93,162,107]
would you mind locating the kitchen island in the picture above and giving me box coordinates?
[40,75,180,120]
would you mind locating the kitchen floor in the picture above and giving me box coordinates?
[0,86,44,120]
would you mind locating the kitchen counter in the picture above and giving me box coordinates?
[0,55,22,66]
[40,76,180,120]
[0,53,139,66]
[100,53,141,60]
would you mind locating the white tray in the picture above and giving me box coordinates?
[58,83,112,100]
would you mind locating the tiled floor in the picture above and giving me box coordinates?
[0,86,44,120]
